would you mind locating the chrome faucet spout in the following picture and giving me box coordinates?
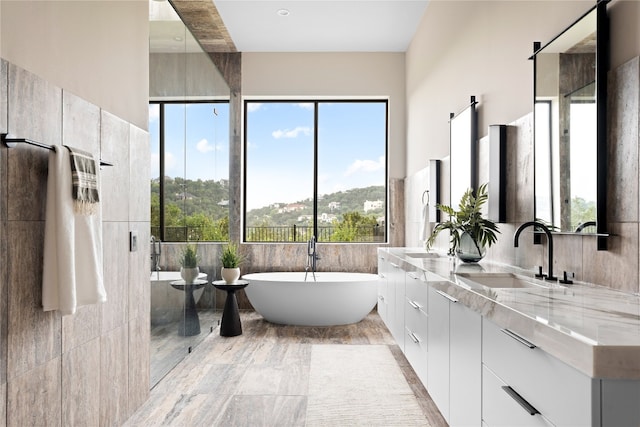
[513,221,556,281]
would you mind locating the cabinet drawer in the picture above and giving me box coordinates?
[405,271,428,307]
[483,320,596,426]
[405,323,428,385]
[482,365,555,427]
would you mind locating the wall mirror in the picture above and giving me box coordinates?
[532,1,609,249]
[450,96,478,207]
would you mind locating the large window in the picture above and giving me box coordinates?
[150,101,230,242]
[244,100,388,243]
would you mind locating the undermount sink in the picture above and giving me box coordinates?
[405,252,442,259]
[456,272,555,290]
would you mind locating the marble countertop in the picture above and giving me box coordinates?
[379,247,640,380]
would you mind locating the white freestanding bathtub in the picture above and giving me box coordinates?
[150,271,207,325]
[242,272,379,326]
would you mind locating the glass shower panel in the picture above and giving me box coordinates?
[149,0,230,388]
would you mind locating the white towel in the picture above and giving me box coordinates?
[42,145,106,315]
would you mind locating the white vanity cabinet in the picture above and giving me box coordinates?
[482,319,598,427]
[404,271,429,386]
[378,249,640,427]
[378,256,405,348]
[389,261,406,349]
[376,254,389,324]
[427,286,482,426]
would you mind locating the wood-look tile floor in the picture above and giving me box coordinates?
[151,310,222,387]
[127,310,447,426]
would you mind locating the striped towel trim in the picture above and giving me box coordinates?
[65,145,100,215]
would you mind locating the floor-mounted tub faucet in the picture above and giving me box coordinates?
[513,221,557,281]
[304,236,319,282]
[151,235,161,273]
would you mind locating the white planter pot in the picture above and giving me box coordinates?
[221,267,241,284]
[180,266,200,283]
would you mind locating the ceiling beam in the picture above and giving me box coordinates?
[169,0,237,53]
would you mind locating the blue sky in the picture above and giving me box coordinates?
[150,101,386,210]
[149,102,230,183]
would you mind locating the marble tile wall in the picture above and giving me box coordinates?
[0,59,151,425]
[0,60,8,424]
[414,56,640,293]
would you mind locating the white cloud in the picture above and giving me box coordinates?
[196,138,215,153]
[150,152,160,177]
[272,126,312,139]
[148,104,160,123]
[297,103,314,110]
[165,151,176,172]
[344,156,385,176]
[247,103,263,113]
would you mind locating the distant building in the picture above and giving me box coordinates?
[319,213,337,223]
[364,200,384,212]
[175,191,196,201]
[217,200,229,206]
[279,203,306,213]
[328,201,341,211]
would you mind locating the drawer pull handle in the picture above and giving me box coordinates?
[390,262,399,268]
[501,386,540,416]
[408,332,420,343]
[379,273,386,279]
[407,272,419,280]
[501,328,536,349]
[408,300,421,309]
[435,290,458,303]
[378,296,385,302]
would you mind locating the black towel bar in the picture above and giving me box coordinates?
[1,133,113,167]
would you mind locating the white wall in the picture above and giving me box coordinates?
[242,52,407,179]
[0,0,149,129]
[405,0,597,176]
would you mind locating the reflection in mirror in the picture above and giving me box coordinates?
[450,97,478,207]
[533,2,608,248]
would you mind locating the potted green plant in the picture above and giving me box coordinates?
[179,243,200,283]
[220,242,244,283]
[426,183,500,262]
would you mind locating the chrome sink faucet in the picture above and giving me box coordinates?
[513,221,557,281]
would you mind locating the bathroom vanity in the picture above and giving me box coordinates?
[378,248,640,427]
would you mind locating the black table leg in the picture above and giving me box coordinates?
[220,289,242,337]
[178,286,201,336]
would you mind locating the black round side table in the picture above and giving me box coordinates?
[212,280,249,337]
[170,279,208,336]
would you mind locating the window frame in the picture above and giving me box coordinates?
[242,99,389,244]
[150,99,230,242]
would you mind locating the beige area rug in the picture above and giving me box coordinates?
[306,344,430,426]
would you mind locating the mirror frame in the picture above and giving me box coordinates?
[450,96,478,207]
[531,0,609,250]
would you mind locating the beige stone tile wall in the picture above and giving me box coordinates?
[0,60,150,425]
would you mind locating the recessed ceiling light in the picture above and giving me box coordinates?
[174,36,184,42]
[277,8,290,17]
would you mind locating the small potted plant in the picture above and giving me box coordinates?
[426,183,500,262]
[179,243,200,283]
[220,242,244,284]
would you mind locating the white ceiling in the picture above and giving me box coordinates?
[212,0,430,52]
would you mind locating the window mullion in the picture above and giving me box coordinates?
[313,101,319,240]
[159,103,166,242]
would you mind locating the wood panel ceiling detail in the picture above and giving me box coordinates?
[169,0,237,53]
